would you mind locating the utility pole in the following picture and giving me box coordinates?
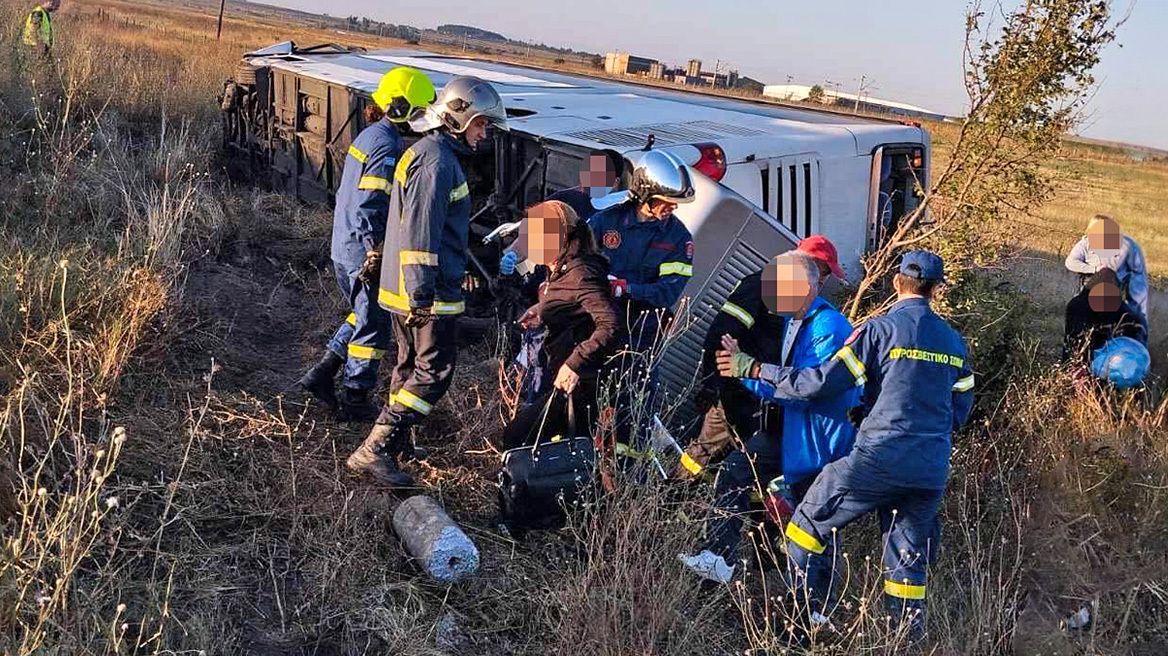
[854,75,877,114]
[217,0,226,40]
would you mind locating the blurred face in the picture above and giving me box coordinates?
[1086,216,1121,257]
[762,254,814,316]
[643,198,678,221]
[1088,280,1122,313]
[579,155,617,197]
[519,205,565,266]
[464,116,490,148]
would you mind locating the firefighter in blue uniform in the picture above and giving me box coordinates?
[298,67,436,421]
[346,76,509,487]
[588,149,696,351]
[586,150,695,455]
[722,251,975,640]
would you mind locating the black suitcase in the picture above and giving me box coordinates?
[497,394,597,533]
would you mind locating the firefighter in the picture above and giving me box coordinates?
[298,67,436,421]
[346,76,508,487]
[588,150,695,351]
[585,150,695,457]
[679,235,847,480]
[23,0,58,55]
[724,251,974,640]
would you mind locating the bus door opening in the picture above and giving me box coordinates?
[867,146,926,251]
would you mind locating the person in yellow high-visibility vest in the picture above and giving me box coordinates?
[23,0,58,55]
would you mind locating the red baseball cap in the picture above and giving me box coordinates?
[797,235,845,279]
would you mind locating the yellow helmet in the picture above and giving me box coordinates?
[372,67,436,122]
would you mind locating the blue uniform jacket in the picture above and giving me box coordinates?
[378,132,472,316]
[587,202,694,308]
[742,297,860,485]
[332,120,403,271]
[756,297,975,490]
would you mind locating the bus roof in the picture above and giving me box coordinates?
[251,44,927,162]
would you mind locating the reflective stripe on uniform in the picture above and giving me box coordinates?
[884,579,927,600]
[680,451,704,475]
[952,374,975,392]
[449,182,469,203]
[347,344,386,360]
[400,250,439,266]
[832,345,867,385]
[785,521,827,554]
[659,262,693,277]
[720,301,755,328]
[346,313,357,326]
[394,149,417,186]
[378,287,465,315]
[394,388,433,415]
[347,145,368,164]
[358,176,390,192]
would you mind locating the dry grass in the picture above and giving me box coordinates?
[1,2,1167,655]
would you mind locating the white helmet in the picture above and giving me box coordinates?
[411,75,508,134]
[592,150,696,210]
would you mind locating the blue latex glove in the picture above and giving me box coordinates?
[500,251,518,275]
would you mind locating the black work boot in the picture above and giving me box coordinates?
[336,387,380,422]
[346,423,416,488]
[298,351,342,410]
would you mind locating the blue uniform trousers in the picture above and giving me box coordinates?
[785,451,942,617]
[326,261,391,391]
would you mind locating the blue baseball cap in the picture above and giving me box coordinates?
[899,250,945,281]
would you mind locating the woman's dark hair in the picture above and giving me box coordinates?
[558,217,600,263]
[1084,267,1119,291]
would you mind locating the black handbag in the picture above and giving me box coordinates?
[497,393,597,533]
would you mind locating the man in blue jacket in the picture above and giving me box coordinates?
[679,235,849,480]
[680,249,858,584]
[298,67,435,421]
[735,251,974,641]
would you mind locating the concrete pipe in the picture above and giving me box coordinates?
[392,495,480,583]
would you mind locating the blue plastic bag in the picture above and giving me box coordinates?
[1091,336,1151,389]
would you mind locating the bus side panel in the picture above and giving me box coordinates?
[815,157,870,282]
[662,183,798,434]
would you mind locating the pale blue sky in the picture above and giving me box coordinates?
[258,0,1165,150]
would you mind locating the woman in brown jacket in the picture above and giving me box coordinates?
[500,201,619,449]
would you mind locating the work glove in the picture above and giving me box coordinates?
[716,350,758,379]
[358,248,382,285]
[608,277,629,299]
[405,305,433,328]
[500,251,518,275]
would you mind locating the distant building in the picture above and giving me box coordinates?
[735,76,766,94]
[605,52,657,76]
[686,59,702,78]
[762,84,947,120]
[648,61,665,79]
